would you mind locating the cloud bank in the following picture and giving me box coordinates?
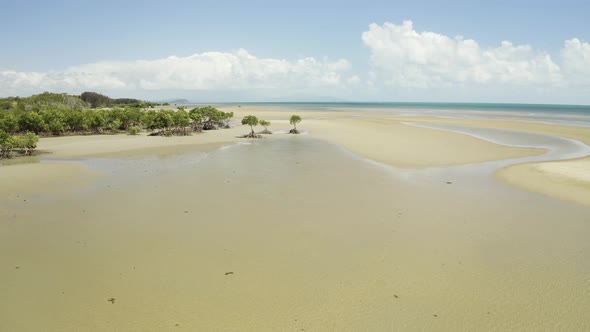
[362,21,590,101]
[0,49,354,99]
[1,21,589,103]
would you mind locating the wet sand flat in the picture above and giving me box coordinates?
[1,110,590,331]
[400,116,590,206]
[498,156,590,207]
[2,110,543,202]
[0,162,100,197]
[227,106,590,206]
[304,117,544,168]
[224,106,590,206]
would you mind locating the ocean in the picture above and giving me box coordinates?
[211,102,590,127]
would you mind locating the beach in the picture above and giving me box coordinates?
[27,104,590,208]
[1,106,590,331]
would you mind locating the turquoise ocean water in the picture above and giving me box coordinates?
[229,102,590,115]
[215,102,590,126]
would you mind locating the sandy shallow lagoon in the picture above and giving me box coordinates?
[0,131,590,331]
[1,129,590,331]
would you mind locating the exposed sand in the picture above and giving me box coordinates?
[2,108,590,330]
[2,104,588,212]
[225,107,590,205]
[498,157,590,207]
[397,116,590,206]
[36,130,241,158]
[0,162,99,197]
[0,108,545,201]
[4,106,587,207]
[304,117,543,168]
[26,106,564,168]
[537,157,590,183]
[2,137,589,331]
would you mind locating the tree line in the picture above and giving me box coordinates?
[0,132,38,159]
[1,91,161,112]
[0,92,238,159]
[80,91,157,109]
[0,106,234,136]
[0,106,235,158]
[1,92,304,160]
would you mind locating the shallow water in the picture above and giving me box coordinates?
[228,102,590,127]
[1,136,589,331]
[404,121,590,162]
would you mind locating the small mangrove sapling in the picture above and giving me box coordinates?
[241,115,260,138]
[289,115,301,134]
[259,119,272,134]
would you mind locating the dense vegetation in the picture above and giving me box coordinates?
[80,91,156,109]
[0,92,234,158]
[1,92,302,159]
[0,131,38,158]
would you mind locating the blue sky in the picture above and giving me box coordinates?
[1,0,589,103]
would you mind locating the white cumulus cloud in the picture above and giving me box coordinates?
[361,20,565,89]
[2,23,590,103]
[0,49,354,98]
[561,38,590,86]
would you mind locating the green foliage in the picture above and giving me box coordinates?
[188,106,234,130]
[124,107,142,127]
[189,108,203,122]
[220,111,234,128]
[0,130,15,158]
[173,109,191,128]
[18,111,47,134]
[112,98,146,107]
[86,110,107,133]
[141,110,158,130]
[153,110,174,130]
[241,115,258,136]
[63,109,88,132]
[107,118,123,132]
[81,91,111,108]
[128,126,141,135]
[0,113,19,133]
[290,115,302,129]
[0,130,12,145]
[25,92,89,110]
[40,108,67,135]
[241,115,259,127]
[0,131,38,158]
[80,91,144,109]
[0,93,234,139]
[17,132,39,155]
[259,119,272,134]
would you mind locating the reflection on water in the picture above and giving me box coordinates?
[0,154,43,166]
[397,122,590,186]
[405,121,590,163]
[1,137,589,331]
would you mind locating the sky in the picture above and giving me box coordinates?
[1,0,589,104]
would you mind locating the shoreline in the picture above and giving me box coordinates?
[2,108,590,331]
[2,124,589,331]
[2,108,590,207]
[497,157,590,207]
